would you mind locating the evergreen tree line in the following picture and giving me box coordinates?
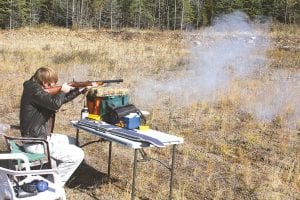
[0,0,299,30]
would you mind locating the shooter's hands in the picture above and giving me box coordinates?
[61,83,74,93]
[79,82,98,94]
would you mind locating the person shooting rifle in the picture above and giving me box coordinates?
[19,67,122,186]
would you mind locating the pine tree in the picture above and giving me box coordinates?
[89,0,105,28]
[0,0,11,28]
[242,0,263,18]
[180,0,195,30]
[284,0,300,23]
[119,0,131,27]
[130,0,155,29]
[16,0,28,26]
[101,0,122,29]
[201,0,216,26]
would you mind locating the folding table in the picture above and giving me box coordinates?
[71,120,184,200]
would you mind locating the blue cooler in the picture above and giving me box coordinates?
[122,113,141,129]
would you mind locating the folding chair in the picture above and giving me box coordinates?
[0,153,66,200]
[2,134,54,170]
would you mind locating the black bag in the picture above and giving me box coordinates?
[14,181,38,198]
[102,104,143,124]
[13,179,49,198]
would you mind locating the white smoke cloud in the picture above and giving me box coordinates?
[133,11,299,128]
[241,70,300,127]
[133,11,269,102]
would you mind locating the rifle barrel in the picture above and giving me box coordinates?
[98,79,123,83]
[70,79,123,87]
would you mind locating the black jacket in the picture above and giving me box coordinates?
[20,79,81,139]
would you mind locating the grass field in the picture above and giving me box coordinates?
[0,20,299,200]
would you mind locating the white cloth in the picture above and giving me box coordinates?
[23,133,84,186]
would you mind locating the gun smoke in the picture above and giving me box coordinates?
[133,11,300,129]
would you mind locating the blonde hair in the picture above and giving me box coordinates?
[32,67,58,85]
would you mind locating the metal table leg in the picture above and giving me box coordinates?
[76,128,79,146]
[108,141,112,183]
[169,144,177,200]
[131,149,138,200]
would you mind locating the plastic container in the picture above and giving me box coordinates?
[86,95,129,117]
[81,107,89,120]
[122,113,141,129]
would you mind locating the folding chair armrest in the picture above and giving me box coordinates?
[0,153,30,171]
[0,160,61,186]
[0,166,58,176]
[4,135,48,144]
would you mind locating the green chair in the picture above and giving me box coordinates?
[3,135,53,170]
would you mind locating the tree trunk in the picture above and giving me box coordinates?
[167,4,170,29]
[85,0,89,27]
[29,0,32,26]
[174,0,176,30]
[66,0,69,27]
[72,0,75,27]
[180,0,184,30]
[98,10,102,29]
[110,0,113,30]
[80,0,84,27]
[197,0,204,29]
[10,0,13,30]
[138,0,141,29]
[158,0,161,28]
[196,0,200,29]
[284,0,288,24]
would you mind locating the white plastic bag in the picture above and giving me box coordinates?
[0,123,10,134]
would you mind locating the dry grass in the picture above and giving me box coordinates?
[0,23,299,200]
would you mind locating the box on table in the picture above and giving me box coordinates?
[121,113,141,129]
[100,95,129,116]
[86,87,129,118]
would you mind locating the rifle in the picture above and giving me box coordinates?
[45,79,123,95]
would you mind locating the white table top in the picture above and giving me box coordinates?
[71,120,184,149]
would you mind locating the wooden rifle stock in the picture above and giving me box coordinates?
[45,79,123,95]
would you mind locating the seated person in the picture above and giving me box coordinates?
[20,67,87,186]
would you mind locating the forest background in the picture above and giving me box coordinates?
[0,0,299,30]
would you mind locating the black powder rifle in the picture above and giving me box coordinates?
[45,79,123,95]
